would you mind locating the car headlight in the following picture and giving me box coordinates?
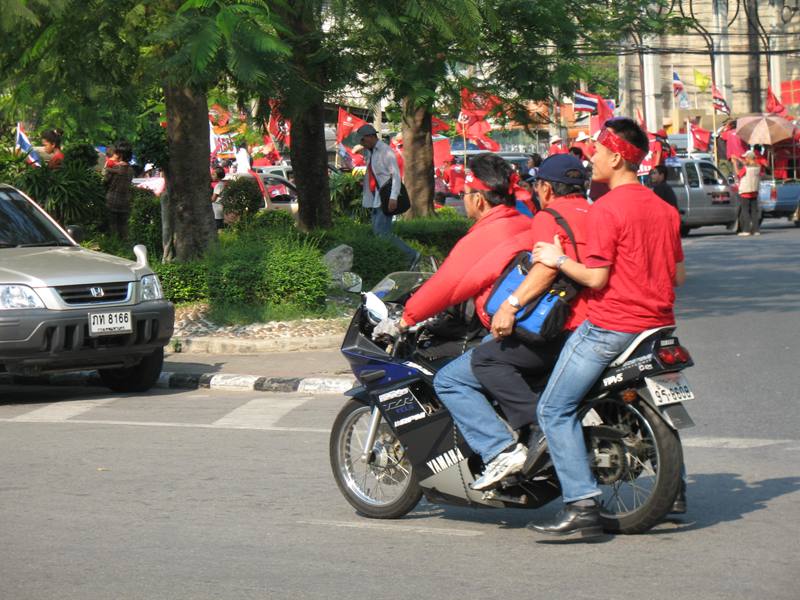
[139,274,164,301]
[0,285,45,310]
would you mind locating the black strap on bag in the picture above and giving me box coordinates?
[541,207,580,261]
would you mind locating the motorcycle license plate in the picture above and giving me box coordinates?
[89,310,132,336]
[645,372,695,406]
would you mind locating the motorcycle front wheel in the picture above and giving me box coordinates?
[586,397,682,534]
[329,399,422,519]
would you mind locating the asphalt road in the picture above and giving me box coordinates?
[1,220,798,600]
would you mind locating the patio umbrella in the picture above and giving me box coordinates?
[735,114,795,146]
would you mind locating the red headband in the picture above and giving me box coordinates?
[465,170,520,196]
[597,128,648,165]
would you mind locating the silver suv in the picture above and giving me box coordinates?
[0,184,174,392]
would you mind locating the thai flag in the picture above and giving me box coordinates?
[574,91,599,113]
[15,123,41,166]
[672,72,685,97]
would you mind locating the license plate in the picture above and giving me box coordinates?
[645,372,695,406]
[89,311,132,336]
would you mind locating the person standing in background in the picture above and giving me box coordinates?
[736,150,763,237]
[103,140,135,240]
[41,129,64,168]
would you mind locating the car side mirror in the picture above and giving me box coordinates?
[66,225,84,243]
[340,271,363,293]
[728,176,735,185]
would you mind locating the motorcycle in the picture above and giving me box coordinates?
[329,271,696,534]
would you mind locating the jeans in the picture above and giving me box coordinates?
[371,208,418,264]
[434,343,515,462]
[536,320,636,503]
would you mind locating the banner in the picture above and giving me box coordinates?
[712,84,730,115]
[336,107,367,144]
[268,100,292,148]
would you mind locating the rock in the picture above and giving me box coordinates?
[323,244,354,284]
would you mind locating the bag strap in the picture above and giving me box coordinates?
[542,207,580,262]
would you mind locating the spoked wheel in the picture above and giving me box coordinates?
[329,399,422,518]
[584,398,682,534]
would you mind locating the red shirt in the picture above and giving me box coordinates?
[403,205,534,328]
[48,150,64,169]
[530,195,591,330]
[583,183,684,333]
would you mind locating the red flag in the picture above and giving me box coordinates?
[432,116,450,135]
[460,88,502,120]
[581,91,614,134]
[712,84,731,115]
[432,138,453,167]
[336,108,367,144]
[766,85,789,118]
[690,123,711,152]
[268,100,292,148]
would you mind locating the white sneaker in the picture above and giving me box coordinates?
[737,232,751,237]
[753,232,761,236]
[471,444,527,491]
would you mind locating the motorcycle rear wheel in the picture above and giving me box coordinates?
[587,398,682,534]
[330,399,422,519]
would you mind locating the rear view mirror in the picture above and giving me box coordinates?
[340,271,363,293]
[66,225,84,243]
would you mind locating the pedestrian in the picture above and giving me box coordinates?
[527,117,685,541]
[648,164,679,211]
[41,129,64,169]
[211,166,227,230]
[103,140,135,240]
[235,142,251,174]
[736,150,763,236]
[548,135,568,156]
[526,153,542,182]
[357,123,420,269]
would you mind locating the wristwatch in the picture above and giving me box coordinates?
[506,294,521,309]
[555,255,568,270]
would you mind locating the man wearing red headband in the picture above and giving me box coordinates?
[528,118,685,541]
[397,154,535,485]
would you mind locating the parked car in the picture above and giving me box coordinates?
[758,179,800,226]
[0,184,174,392]
[655,157,740,236]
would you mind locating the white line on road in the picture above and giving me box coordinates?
[0,417,329,433]
[682,436,795,449]
[296,519,483,537]
[8,398,117,422]
[211,396,311,429]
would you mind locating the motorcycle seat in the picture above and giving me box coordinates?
[609,325,675,368]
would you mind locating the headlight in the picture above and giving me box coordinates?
[0,285,45,310]
[139,274,164,301]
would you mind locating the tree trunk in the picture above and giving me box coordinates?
[164,82,215,262]
[401,99,435,217]
[289,99,331,230]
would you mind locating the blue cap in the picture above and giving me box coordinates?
[537,154,588,186]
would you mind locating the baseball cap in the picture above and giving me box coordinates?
[537,153,588,186]
[356,124,378,138]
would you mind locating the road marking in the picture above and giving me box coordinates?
[0,416,329,433]
[211,396,310,429]
[296,519,483,538]
[8,398,117,422]
[682,436,795,449]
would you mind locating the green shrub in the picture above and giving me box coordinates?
[63,143,101,170]
[0,147,33,183]
[221,176,263,225]
[257,236,329,309]
[206,234,266,305]
[152,261,209,304]
[81,234,135,260]
[330,171,368,222]
[250,209,296,231]
[16,162,105,228]
[395,214,470,259]
[129,188,163,259]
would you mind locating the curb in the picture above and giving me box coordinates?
[171,335,342,354]
[0,370,356,395]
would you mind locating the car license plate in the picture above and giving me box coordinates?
[89,311,132,336]
[645,372,695,406]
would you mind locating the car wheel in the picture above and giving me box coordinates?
[99,347,164,393]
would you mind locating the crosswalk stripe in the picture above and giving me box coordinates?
[211,396,310,429]
[682,436,795,449]
[8,398,117,422]
[0,417,329,433]
[296,519,483,537]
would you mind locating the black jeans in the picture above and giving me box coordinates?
[740,196,760,234]
[108,210,129,240]
[471,331,568,429]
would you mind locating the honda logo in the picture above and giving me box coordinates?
[89,287,105,298]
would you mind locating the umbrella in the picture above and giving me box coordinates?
[735,114,795,146]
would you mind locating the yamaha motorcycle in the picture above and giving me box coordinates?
[329,272,696,534]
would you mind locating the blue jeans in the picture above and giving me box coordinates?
[371,208,417,263]
[434,345,515,462]
[536,320,636,503]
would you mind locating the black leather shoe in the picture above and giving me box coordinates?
[527,502,605,541]
[670,482,687,514]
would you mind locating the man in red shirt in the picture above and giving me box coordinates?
[398,154,535,486]
[528,118,685,541]
[469,154,591,491]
